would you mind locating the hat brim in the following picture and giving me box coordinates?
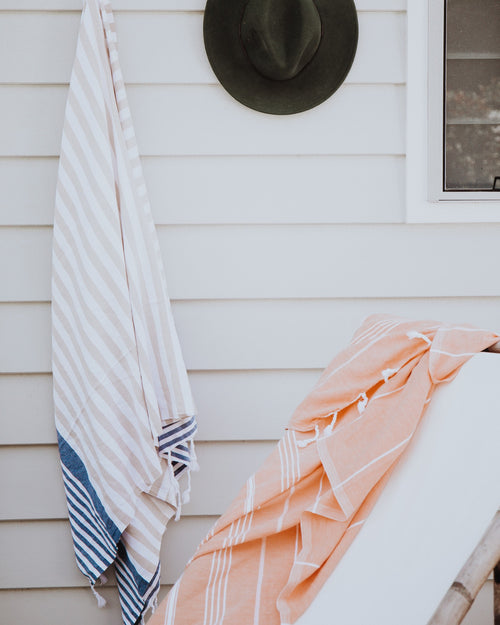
[203,0,359,115]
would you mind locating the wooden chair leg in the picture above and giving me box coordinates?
[427,511,500,625]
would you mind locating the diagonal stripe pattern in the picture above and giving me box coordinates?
[52,1,197,623]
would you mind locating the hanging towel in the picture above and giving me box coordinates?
[52,1,197,623]
[148,314,498,625]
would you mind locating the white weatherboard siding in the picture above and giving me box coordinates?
[0,2,495,624]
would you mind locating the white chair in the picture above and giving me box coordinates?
[295,352,500,625]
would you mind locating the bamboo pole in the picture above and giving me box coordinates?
[427,511,500,625]
[494,562,500,625]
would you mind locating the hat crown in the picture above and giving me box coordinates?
[240,0,322,81]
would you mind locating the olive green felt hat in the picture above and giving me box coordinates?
[203,0,359,115]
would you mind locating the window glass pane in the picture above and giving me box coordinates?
[444,0,500,191]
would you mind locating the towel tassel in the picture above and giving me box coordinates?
[297,424,320,448]
[357,392,368,414]
[182,467,193,505]
[382,367,399,382]
[182,438,199,505]
[165,450,182,521]
[91,584,107,608]
[407,330,432,346]
[188,437,200,472]
[323,411,338,436]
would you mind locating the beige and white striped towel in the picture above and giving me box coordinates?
[52,1,197,623]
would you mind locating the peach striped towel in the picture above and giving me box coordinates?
[148,314,498,625]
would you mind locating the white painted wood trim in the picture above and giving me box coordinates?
[406,0,500,223]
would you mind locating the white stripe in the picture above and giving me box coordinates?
[333,435,412,491]
[253,538,267,625]
[348,519,366,530]
[351,318,392,345]
[282,434,291,490]
[212,517,243,625]
[295,561,320,569]
[290,430,301,481]
[371,385,405,401]
[245,476,255,514]
[219,547,233,625]
[216,547,231,625]
[323,321,403,383]
[430,349,477,357]
[278,438,286,493]
[208,544,225,625]
[352,318,397,345]
[439,326,487,332]
[203,553,217,625]
[285,431,296,485]
[277,485,295,533]
[164,578,181,625]
[312,472,325,514]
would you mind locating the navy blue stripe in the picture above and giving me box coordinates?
[116,563,160,625]
[174,464,187,477]
[170,455,190,466]
[61,464,114,541]
[68,523,108,575]
[115,582,138,625]
[62,470,117,552]
[159,419,197,442]
[67,507,116,564]
[115,558,145,625]
[116,540,150,596]
[115,554,143,601]
[64,492,116,556]
[74,551,95,581]
[158,416,196,442]
[58,432,163,625]
[143,566,160,602]
[158,424,197,451]
[170,447,190,458]
[57,431,121,543]
[115,568,142,614]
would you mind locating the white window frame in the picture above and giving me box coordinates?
[406,0,500,223]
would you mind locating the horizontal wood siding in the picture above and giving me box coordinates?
[0,2,495,624]
[2,224,500,302]
[0,443,275,520]
[2,583,489,625]
[0,516,216,587]
[0,12,406,85]
[0,370,318,443]
[0,587,173,625]
[0,155,405,225]
[4,298,500,375]
[0,85,404,156]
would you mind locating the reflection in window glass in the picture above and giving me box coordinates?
[444,0,500,191]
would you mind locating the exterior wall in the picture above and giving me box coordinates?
[0,0,495,622]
